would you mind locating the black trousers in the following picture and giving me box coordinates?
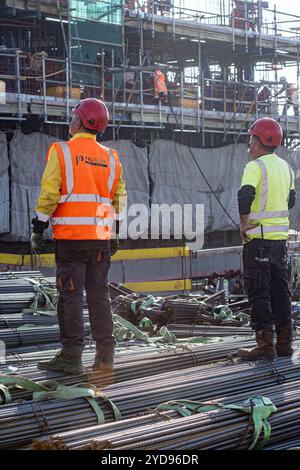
[55,242,115,351]
[243,239,292,331]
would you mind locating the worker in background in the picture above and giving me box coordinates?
[277,76,297,115]
[230,0,256,31]
[257,85,272,114]
[277,77,299,116]
[30,98,126,376]
[237,117,295,361]
[154,68,168,102]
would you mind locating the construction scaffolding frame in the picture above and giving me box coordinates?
[1,0,300,144]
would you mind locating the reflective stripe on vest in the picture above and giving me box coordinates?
[56,142,116,206]
[59,194,112,205]
[249,159,292,220]
[250,210,289,220]
[52,217,113,226]
[52,142,118,239]
[58,142,74,196]
[246,225,289,234]
[102,145,117,194]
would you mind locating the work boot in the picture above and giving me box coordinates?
[93,341,115,368]
[276,326,294,357]
[37,347,85,375]
[238,328,276,361]
[89,343,115,387]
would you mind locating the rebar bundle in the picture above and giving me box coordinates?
[32,410,177,450]
[86,380,300,450]
[1,352,300,448]
[0,271,298,451]
[168,324,253,338]
[163,299,203,324]
[1,338,259,400]
[6,342,62,354]
[0,311,90,329]
[0,323,91,348]
[163,297,249,326]
[0,272,43,281]
[31,377,300,451]
[0,293,44,314]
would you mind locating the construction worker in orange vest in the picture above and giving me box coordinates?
[31,98,126,376]
[154,68,168,102]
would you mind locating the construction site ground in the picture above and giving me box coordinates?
[0,269,300,451]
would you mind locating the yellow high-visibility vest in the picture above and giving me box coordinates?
[241,153,294,240]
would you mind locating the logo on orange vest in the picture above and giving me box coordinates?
[76,155,108,168]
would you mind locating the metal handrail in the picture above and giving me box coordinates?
[0,49,299,137]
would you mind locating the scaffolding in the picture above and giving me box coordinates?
[1,0,300,145]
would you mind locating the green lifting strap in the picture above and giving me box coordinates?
[95,389,122,422]
[22,279,59,317]
[159,326,179,344]
[139,317,153,329]
[33,383,107,426]
[156,399,221,417]
[130,296,156,314]
[32,383,96,401]
[114,326,129,341]
[156,396,277,450]
[0,374,121,425]
[0,384,12,405]
[213,305,234,321]
[85,396,105,425]
[113,314,150,342]
[0,374,56,392]
[212,305,250,326]
[0,366,19,374]
[235,312,251,324]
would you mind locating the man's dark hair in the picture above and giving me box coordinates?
[252,135,276,153]
[82,126,98,135]
[77,117,98,135]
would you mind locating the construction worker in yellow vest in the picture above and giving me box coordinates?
[237,117,296,361]
[30,98,126,376]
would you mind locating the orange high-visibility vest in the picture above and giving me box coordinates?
[49,138,121,240]
[154,70,167,98]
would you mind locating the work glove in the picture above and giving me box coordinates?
[30,232,45,252]
[31,217,49,252]
[109,237,119,257]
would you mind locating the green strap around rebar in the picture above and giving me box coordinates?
[113,314,150,342]
[156,396,277,450]
[213,305,234,321]
[0,374,121,425]
[130,296,157,315]
[22,279,59,316]
[0,384,12,405]
[212,305,250,325]
[159,326,179,344]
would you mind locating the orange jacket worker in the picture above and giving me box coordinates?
[31,98,126,376]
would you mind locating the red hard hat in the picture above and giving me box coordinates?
[248,117,283,147]
[72,98,109,133]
